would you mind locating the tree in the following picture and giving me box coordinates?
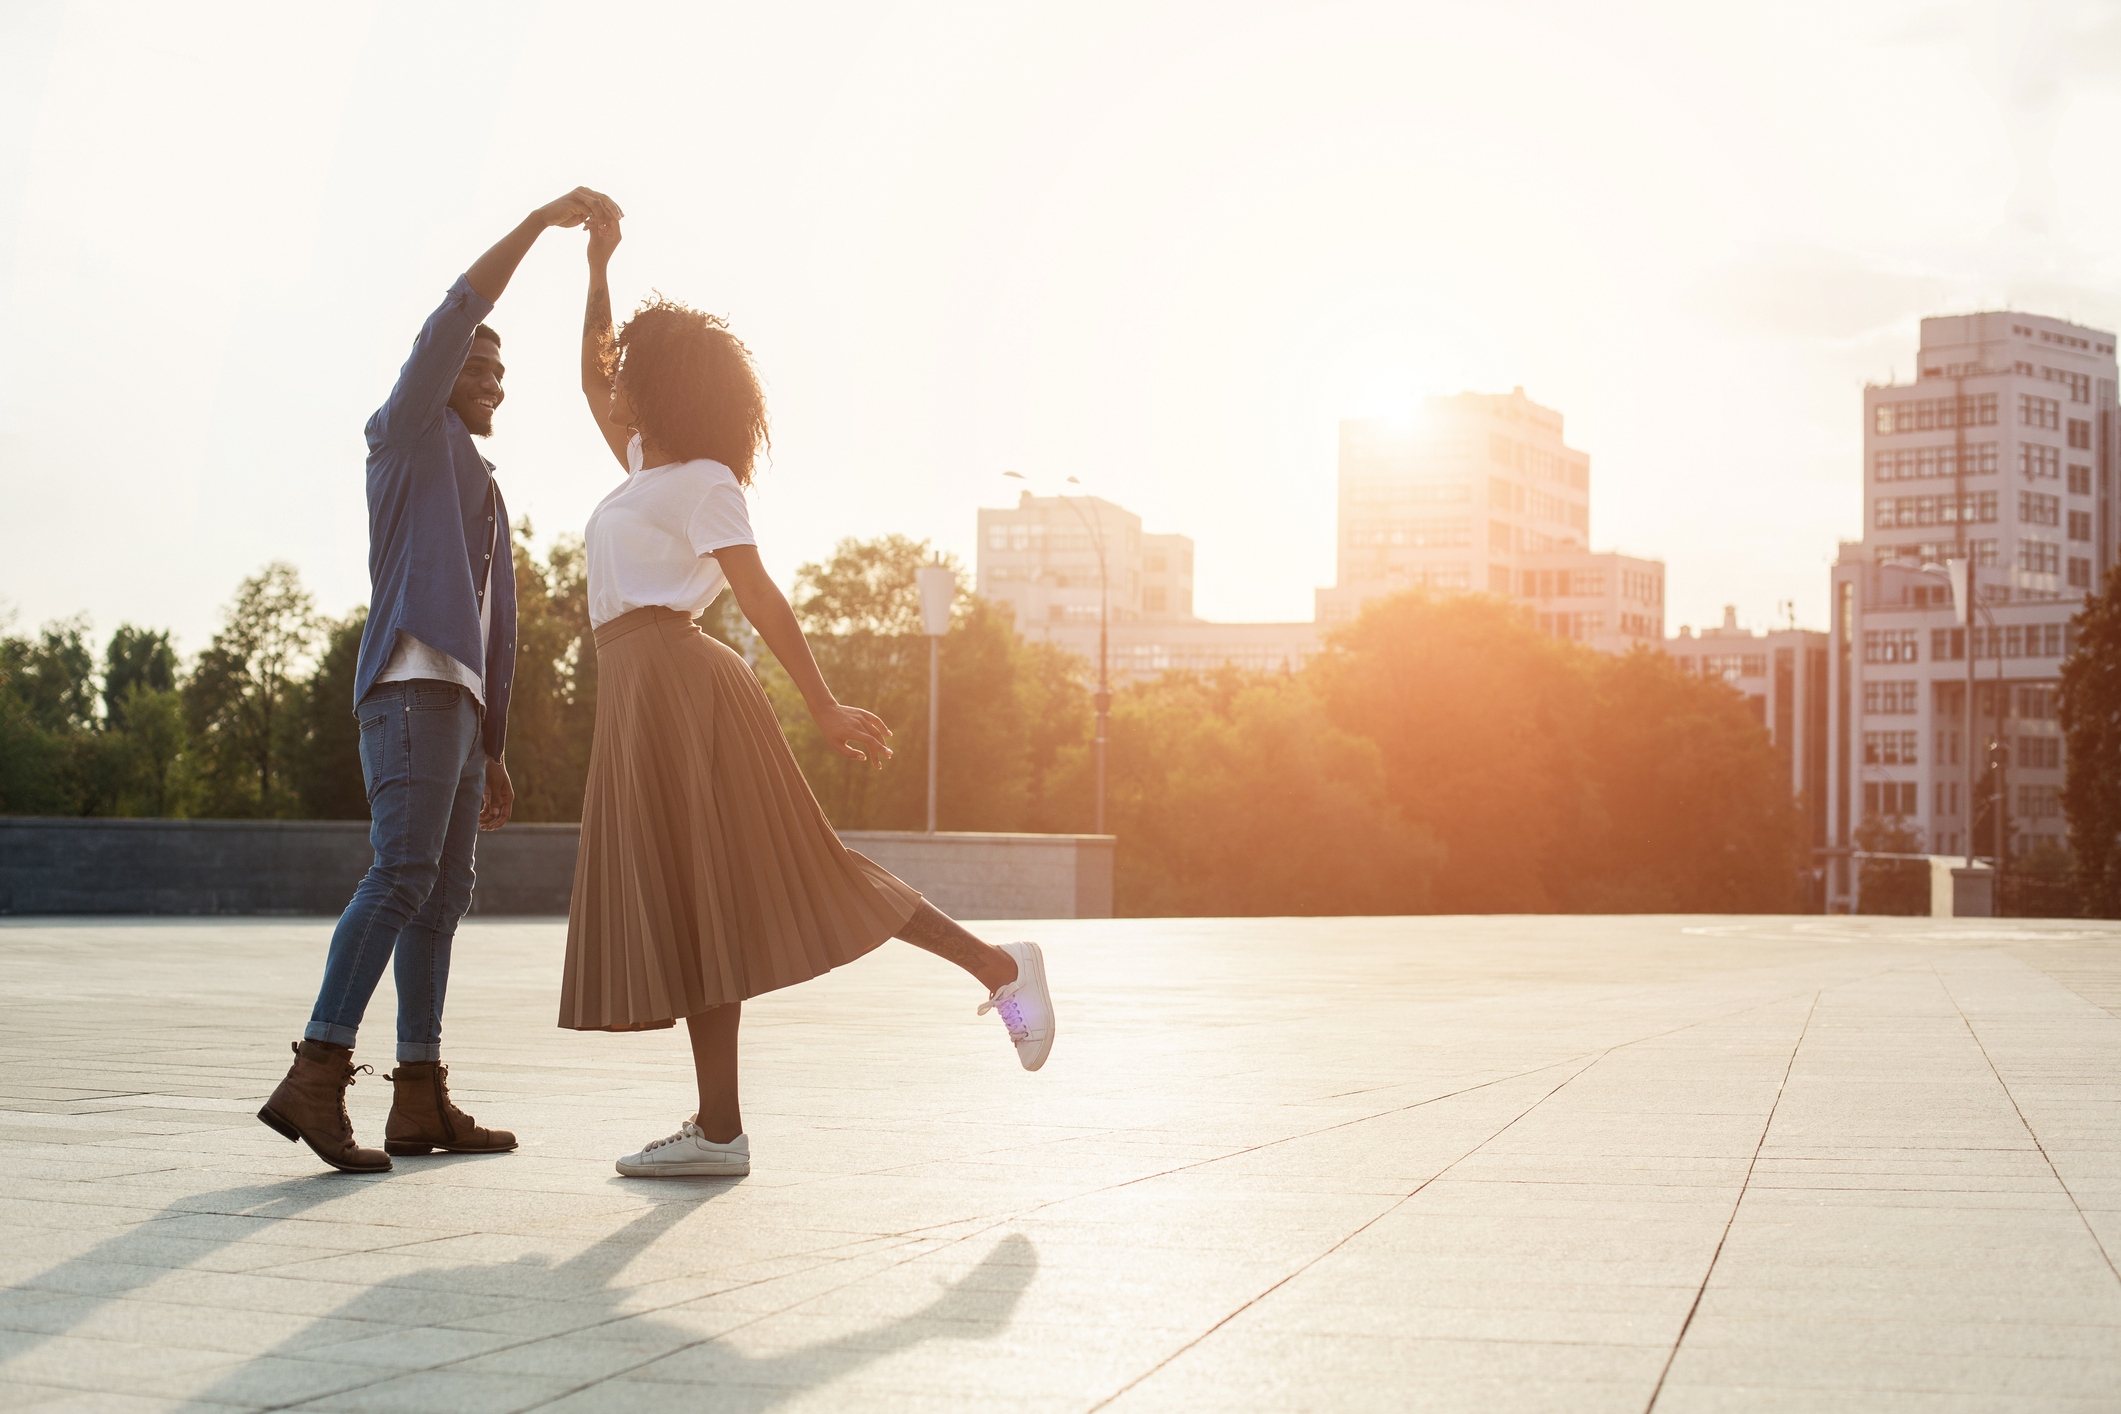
[1313,591,1596,911]
[183,563,319,817]
[1853,815,1928,915]
[2061,565,2121,915]
[288,609,370,820]
[1075,670,1441,916]
[1569,649,1807,912]
[103,625,177,730]
[2,614,98,733]
[505,525,598,823]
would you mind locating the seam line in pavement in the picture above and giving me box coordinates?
[1932,960,2121,1288]
[1082,1052,1613,1413]
[1642,988,1818,1414]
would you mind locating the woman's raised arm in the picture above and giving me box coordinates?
[581,215,632,469]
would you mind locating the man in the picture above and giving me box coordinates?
[258,187,622,1173]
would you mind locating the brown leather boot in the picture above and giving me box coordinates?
[257,1040,391,1174]
[384,1062,517,1155]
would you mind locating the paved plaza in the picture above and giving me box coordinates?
[0,914,2117,1413]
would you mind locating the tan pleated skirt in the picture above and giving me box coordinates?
[558,604,922,1032]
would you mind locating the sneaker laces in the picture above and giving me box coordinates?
[978,991,1030,1042]
[641,1118,705,1154]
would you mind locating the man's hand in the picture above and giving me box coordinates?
[587,211,622,267]
[534,186,623,231]
[480,758,516,830]
[811,703,894,771]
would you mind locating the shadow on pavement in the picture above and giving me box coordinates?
[174,1188,1039,1409]
[0,1174,352,1362]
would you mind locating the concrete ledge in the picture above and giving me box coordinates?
[0,818,1114,919]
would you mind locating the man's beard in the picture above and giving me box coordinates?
[456,402,495,437]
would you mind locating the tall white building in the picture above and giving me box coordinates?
[1316,388,1664,654]
[977,493,1319,680]
[1825,312,2118,909]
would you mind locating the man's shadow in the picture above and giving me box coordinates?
[180,1188,1038,1410]
[1,1173,353,1364]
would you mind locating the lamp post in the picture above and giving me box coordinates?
[915,558,956,835]
[1891,558,2006,875]
[1004,471,1111,835]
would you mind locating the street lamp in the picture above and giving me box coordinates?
[915,558,956,834]
[1004,470,1112,835]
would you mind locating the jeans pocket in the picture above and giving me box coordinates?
[407,684,463,712]
[357,711,393,803]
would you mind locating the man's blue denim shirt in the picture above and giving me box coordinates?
[351,275,518,763]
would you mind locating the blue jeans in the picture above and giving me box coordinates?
[306,680,485,1062]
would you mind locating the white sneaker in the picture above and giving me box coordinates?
[977,941,1055,1072]
[615,1117,750,1177]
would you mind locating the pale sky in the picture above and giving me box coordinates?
[8,0,2121,657]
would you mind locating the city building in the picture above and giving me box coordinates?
[1665,609,1831,868]
[1316,388,1664,654]
[1825,311,2118,909]
[977,492,1318,680]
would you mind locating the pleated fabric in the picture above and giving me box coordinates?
[558,605,922,1032]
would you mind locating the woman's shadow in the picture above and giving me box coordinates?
[178,1185,1039,1410]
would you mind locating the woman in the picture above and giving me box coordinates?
[560,214,1055,1178]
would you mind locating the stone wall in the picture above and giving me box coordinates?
[0,818,1115,920]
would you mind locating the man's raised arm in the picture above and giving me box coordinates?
[374,187,623,445]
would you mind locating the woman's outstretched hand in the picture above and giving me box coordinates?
[812,702,893,770]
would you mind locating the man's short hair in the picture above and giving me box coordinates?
[474,323,501,348]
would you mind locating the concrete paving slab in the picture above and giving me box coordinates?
[1,913,2117,1410]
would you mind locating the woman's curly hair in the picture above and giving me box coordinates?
[606,295,769,484]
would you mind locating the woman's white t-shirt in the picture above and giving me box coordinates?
[585,434,756,629]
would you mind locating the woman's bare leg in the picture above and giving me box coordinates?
[685,1003,743,1143]
[895,901,1018,992]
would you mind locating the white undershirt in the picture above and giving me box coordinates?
[584,434,756,628]
[378,514,494,705]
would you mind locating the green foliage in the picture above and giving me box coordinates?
[777,535,1035,831]
[103,626,177,729]
[289,609,370,820]
[1314,591,1806,913]
[1081,670,1441,916]
[182,563,319,818]
[2,542,1820,919]
[506,525,598,823]
[1852,816,1928,916]
[2060,565,2121,917]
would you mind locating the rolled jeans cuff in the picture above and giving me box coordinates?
[304,1020,359,1048]
[396,1041,443,1063]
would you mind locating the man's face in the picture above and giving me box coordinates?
[449,338,505,437]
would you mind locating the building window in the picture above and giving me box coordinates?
[1702,654,1767,679]
[1877,394,1998,434]
[1931,627,1967,661]
[2069,510,2093,541]
[2069,418,2093,449]
[2018,539,2061,575]
[1351,520,1472,548]
[2069,464,2092,495]
[1862,732,1921,766]
[1862,780,1918,816]
[2017,736,2061,769]
[1864,681,1918,714]
[1862,629,1919,664]
[2016,784,2061,819]
[2071,557,2093,588]
[2020,492,2061,526]
[2019,444,2062,478]
[2020,394,2062,429]
[1875,492,1997,528]
[1146,554,1168,573]
[1143,586,1167,612]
